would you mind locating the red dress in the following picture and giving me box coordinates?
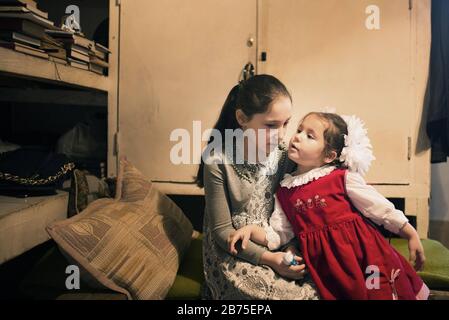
[276,168,429,300]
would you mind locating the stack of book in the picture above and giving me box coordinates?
[0,0,59,60]
[46,29,110,75]
[0,0,110,74]
[90,42,110,75]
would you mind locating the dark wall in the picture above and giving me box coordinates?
[37,0,109,45]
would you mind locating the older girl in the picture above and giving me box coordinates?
[197,75,318,299]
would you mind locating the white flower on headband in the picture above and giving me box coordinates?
[319,106,337,113]
[339,115,375,176]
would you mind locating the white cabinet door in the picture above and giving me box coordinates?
[118,0,257,183]
[259,0,415,184]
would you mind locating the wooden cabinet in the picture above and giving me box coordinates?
[259,0,412,184]
[255,0,431,237]
[110,0,257,194]
[107,0,431,236]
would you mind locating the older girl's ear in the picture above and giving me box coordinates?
[235,109,249,128]
[324,150,338,164]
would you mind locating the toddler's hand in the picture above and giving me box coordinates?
[284,245,301,257]
[408,235,425,271]
[399,222,426,271]
[283,252,299,266]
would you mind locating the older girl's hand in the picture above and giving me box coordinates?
[228,225,254,255]
[260,251,307,280]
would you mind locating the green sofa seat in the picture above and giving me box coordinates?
[166,234,204,299]
[20,234,449,299]
[391,238,449,290]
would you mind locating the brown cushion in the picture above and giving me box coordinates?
[46,158,193,299]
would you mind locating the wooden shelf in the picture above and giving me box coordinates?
[0,47,110,92]
[0,88,107,106]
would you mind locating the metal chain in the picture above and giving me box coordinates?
[0,162,75,186]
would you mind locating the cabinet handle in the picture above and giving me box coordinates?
[407,137,411,160]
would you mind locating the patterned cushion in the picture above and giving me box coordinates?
[67,169,90,217]
[67,169,112,217]
[47,158,193,299]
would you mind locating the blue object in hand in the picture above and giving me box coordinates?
[283,252,298,266]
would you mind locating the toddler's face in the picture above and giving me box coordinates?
[288,114,328,169]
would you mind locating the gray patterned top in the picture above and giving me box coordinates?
[202,146,319,299]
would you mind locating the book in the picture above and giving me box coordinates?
[0,5,48,19]
[91,43,110,61]
[71,44,91,56]
[0,40,49,59]
[68,57,89,70]
[49,56,67,65]
[0,17,46,39]
[90,46,106,60]
[95,42,111,54]
[0,30,41,47]
[89,63,105,75]
[45,30,95,50]
[67,49,89,63]
[41,41,66,60]
[44,29,73,39]
[42,33,63,47]
[0,0,37,8]
[73,33,94,49]
[0,11,56,29]
[89,56,109,68]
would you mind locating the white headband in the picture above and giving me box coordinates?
[339,115,376,176]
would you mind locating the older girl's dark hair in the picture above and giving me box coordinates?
[302,112,348,167]
[196,74,292,187]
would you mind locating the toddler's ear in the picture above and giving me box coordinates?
[324,150,337,164]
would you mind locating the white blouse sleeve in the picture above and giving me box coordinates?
[263,194,295,250]
[346,171,409,234]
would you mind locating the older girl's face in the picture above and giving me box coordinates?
[236,96,292,158]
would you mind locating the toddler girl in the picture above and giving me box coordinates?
[228,112,429,300]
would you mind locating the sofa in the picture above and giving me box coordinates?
[12,160,449,300]
[14,234,449,300]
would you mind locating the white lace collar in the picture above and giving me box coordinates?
[280,165,337,189]
[259,146,281,171]
[224,144,281,168]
